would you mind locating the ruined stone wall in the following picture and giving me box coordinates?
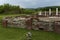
[7,20,26,28]
[2,16,60,34]
[2,16,27,28]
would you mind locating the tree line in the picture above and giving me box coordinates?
[0,4,35,15]
[35,6,60,12]
[0,4,60,15]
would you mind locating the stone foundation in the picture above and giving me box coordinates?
[2,16,60,34]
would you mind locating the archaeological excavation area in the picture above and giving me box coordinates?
[2,8,60,34]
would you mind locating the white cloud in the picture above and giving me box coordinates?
[0,0,60,8]
[24,0,31,2]
[0,0,4,5]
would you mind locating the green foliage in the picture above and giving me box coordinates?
[0,4,35,15]
[23,9,35,14]
[35,6,60,11]
[0,4,23,14]
[0,25,60,40]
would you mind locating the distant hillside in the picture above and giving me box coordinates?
[35,6,60,11]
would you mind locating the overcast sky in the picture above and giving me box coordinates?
[0,0,60,8]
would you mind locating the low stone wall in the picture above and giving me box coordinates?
[2,16,55,31]
[7,20,26,28]
[2,16,60,34]
[2,16,27,28]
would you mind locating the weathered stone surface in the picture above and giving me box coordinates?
[2,15,60,34]
[54,21,60,34]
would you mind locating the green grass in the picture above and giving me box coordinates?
[0,25,60,40]
[0,14,29,21]
[0,14,21,23]
[0,14,21,19]
[0,14,60,40]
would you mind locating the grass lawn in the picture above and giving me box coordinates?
[0,25,60,40]
[0,14,21,19]
[0,14,60,40]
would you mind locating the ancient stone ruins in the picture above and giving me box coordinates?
[2,8,60,34]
